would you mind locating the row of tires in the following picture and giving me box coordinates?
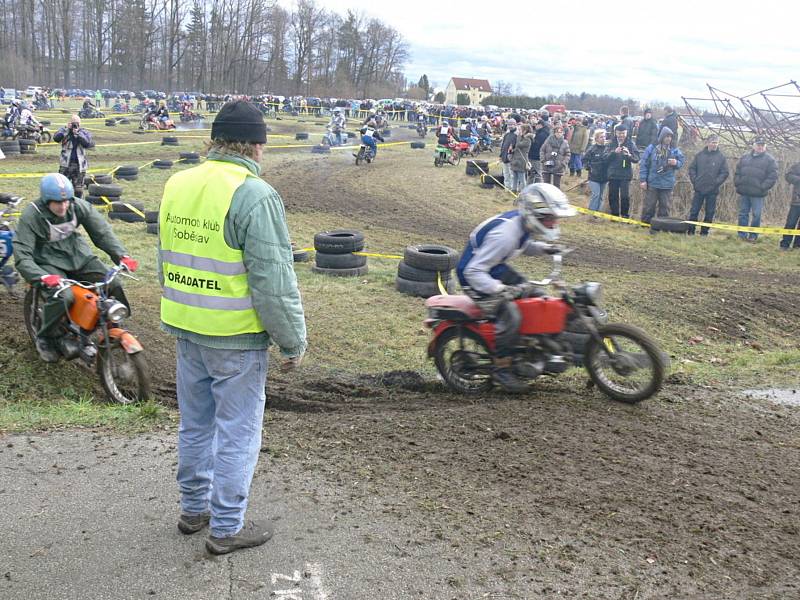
[1,139,36,155]
[310,230,368,277]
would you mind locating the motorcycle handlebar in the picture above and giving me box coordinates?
[51,264,131,297]
[527,251,570,287]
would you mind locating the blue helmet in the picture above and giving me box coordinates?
[40,173,74,202]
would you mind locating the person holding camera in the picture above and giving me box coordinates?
[52,115,95,198]
[639,127,685,224]
[539,124,571,189]
[606,125,640,218]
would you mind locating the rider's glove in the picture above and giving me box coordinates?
[120,256,139,272]
[500,284,524,301]
[518,282,545,298]
[41,274,63,288]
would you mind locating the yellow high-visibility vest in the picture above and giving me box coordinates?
[159,160,264,336]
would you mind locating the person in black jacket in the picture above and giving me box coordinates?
[779,162,800,250]
[605,125,640,217]
[686,134,729,235]
[528,119,550,184]
[583,129,610,211]
[659,106,679,149]
[635,108,658,150]
[734,137,778,241]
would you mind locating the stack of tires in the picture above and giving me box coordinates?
[18,139,36,155]
[396,244,458,298]
[0,139,20,157]
[152,159,173,170]
[105,118,117,127]
[465,160,489,177]
[179,152,200,164]
[145,211,159,235]
[311,230,368,277]
[108,200,146,223]
[291,242,309,263]
[115,165,139,181]
[162,135,179,146]
[86,182,123,209]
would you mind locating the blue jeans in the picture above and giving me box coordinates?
[510,169,526,193]
[780,204,800,248]
[176,339,268,538]
[738,195,764,240]
[362,135,377,157]
[588,181,606,211]
[569,153,583,173]
[688,190,718,235]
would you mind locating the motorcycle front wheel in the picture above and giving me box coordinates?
[452,151,462,166]
[97,342,151,404]
[40,130,51,143]
[355,149,363,165]
[433,327,494,394]
[434,154,443,167]
[23,286,44,344]
[585,323,665,403]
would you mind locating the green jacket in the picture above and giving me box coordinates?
[13,197,127,282]
[159,151,307,357]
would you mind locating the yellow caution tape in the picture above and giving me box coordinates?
[682,220,800,235]
[437,271,449,295]
[574,206,651,227]
[352,251,404,259]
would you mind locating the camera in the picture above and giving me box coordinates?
[544,160,555,167]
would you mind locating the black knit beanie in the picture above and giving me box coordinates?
[211,101,267,144]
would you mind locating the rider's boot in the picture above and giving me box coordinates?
[491,356,528,393]
[35,336,60,363]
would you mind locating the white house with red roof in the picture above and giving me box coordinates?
[445,77,493,105]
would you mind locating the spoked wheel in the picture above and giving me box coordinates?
[585,323,665,403]
[434,154,443,167]
[355,149,363,166]
[40,130,51,143]
[433,327,494,394]
[97,341,150,404]
[452,151,462,166]
[23,285,45,344]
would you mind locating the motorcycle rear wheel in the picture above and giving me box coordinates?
[355,150,363,166]
[585,323,665,403]
[452,151,462,166]
[40,130,51,143]
[433,327,494,394]
[97,341,150,404]
[434,155,443,167]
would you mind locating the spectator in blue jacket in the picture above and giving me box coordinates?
[639,127,685,224]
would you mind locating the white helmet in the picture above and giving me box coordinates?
[516,183,576,241]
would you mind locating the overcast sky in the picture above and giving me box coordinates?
[293,0,800,107]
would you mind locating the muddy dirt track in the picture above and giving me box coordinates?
[1,127,799,598]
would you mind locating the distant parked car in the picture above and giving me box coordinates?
[24,86,43,98]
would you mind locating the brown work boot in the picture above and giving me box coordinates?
[205,520,274,555]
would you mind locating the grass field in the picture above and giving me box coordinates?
[1,99,798,430]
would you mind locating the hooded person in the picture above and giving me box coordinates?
[639,127,685,223]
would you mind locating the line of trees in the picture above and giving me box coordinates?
[0,0,409,97]
[482,82,651,114]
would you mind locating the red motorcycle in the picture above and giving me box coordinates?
[424,253,666,403]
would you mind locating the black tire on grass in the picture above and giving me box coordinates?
[88,183,123,197]
[397,260,453,282]
[145,210,159,223]
[313,230,365,254]
[295,132,309,140]
[314,252,367,269]
[410,141,425,149]
[108,211,145,223]
[146,223,159,235]
[311,265,369,277]
[650,217,692,234]
[403,244,460,272]
[109,200,145,214]
[396,276,456,298]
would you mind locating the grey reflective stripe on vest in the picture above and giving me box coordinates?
[163,287,254,310]
[159,249,247,276]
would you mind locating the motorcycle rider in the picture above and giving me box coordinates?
[52,115,95,198]
[13,173,138,363]
[17,102,40,129]
[437,121,456,146]
[416,114,428,135]
[456,183,576,392]
[459,118,479,154]
[328,107,346,145]
[155,101,170,124]
[479,116,493,149]
[81,96,96,117]
[3,100,21,132]
[357,118,384,159]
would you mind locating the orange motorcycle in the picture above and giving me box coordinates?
[23,264,150,403]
